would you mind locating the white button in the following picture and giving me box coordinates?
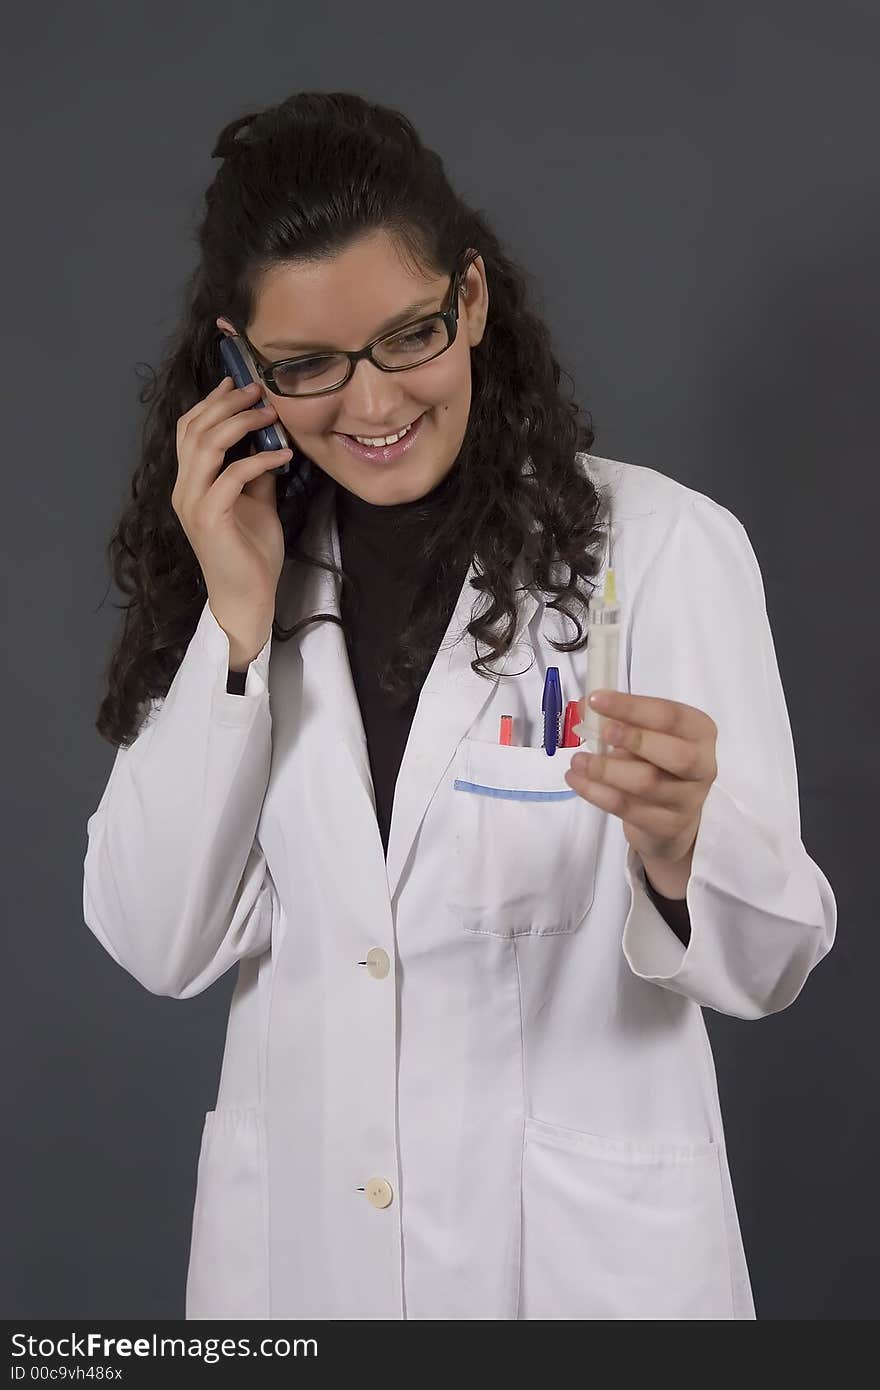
[366,947,390,979]
[365,1177,393,1209]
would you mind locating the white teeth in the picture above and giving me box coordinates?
[352,419,416,447]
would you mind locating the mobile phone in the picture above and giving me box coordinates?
[218,335,313,498]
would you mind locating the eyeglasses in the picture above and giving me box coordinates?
[236,247,480,398]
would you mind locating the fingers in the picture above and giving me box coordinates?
[567,750,686,811]
[179,378,267,440]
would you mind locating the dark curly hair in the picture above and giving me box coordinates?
[95,91,609,748]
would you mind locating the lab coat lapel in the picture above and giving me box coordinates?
[384,559,539,901]
[275,476,540,902]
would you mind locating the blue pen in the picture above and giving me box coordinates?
[541,667,562,756]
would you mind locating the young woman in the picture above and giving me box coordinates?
[83,91,837,1320]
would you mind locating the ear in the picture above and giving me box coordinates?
[216,316,237,338]
[461,254,489,348]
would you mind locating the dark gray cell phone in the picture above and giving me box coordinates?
[218,336,312,498]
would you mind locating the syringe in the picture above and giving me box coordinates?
[572,567,620,755]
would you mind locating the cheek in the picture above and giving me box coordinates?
[420,352,471,409]
[274,404,326,437]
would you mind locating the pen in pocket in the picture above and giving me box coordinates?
[561,701,582,747]
[541,667,562,755]
[496,691,582,750]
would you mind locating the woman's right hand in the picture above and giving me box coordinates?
[172,376,293,645]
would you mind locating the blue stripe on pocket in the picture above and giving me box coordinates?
[453,778,579,802]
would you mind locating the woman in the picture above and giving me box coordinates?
[83,91,837,1319]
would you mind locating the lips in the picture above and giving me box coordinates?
[334,409,428,463]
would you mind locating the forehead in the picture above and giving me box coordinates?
[249,233,445,351]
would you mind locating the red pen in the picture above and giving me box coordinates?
[561,700,582,747]
[499,715,514,745]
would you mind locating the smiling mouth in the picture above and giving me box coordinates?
[335,411,425,442]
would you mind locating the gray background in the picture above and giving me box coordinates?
[3,0,874,1319]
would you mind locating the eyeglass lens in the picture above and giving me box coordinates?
[271,315,451,396]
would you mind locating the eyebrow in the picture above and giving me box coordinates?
[261,297,439,354]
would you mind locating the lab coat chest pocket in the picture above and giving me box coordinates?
[185,1106,269,1320]
[448,739,604,937]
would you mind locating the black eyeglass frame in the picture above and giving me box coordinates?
[233,247,480,399]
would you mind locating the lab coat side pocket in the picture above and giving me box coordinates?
[519,1117,735,1320]
[448,740,604,938]
[185,1106,269,1320]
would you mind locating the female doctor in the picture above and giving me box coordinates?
[83,91,838,1320]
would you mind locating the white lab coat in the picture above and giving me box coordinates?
[83,452,837,1320]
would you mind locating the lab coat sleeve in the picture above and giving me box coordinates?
[620,495,837,1019]
[82,598,275,999]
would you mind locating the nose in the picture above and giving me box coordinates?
[337,358,411,426]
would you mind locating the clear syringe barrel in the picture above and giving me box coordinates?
[573,570,620,754]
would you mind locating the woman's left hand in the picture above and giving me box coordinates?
[564,690,718,866]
